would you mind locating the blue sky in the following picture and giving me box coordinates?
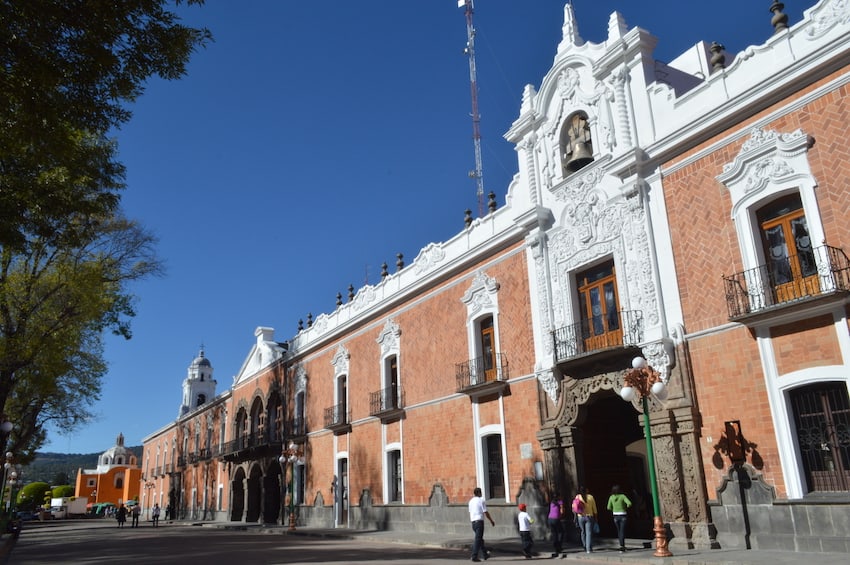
[43,0,808,454]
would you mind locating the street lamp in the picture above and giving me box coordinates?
[620,356,672,558]
[278,441,304,532]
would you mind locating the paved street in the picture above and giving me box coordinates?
[5,520,473,565]
[5,519,850,565]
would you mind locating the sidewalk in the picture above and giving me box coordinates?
[249,524,850,565]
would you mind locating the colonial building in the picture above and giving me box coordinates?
[141,0,850,554]
[75,433,141,507]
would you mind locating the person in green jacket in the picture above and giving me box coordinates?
[606,485,632,552]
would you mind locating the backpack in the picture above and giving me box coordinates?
[571,496,585,515]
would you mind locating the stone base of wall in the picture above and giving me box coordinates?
[299,481,551,541]
[709,464,850,553]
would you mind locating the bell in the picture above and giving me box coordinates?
[565,140,593,172]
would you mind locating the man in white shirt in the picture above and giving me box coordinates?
[468,487,495,562]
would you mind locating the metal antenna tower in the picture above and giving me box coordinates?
[459,0,485,217]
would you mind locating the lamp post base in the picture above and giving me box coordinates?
[288,511,296,531]
[653,515,672,557]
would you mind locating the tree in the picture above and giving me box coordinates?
[51,485,74,498]
[0,0,211,249]
[0,0,209,458]
[16,482,50,511]
[1,217,163,461]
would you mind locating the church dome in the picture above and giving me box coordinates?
[192,349,211,367]
[99,433,137,467]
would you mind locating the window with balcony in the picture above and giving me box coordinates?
[577,260,621,351]
[457,272,508,395]
[757,194,818,303]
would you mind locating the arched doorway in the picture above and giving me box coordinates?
[246,464,263,523]
[262,461,283,524]
[230,467,245,521]
[579,391,651,540]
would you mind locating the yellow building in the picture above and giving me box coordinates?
[75,433,141,507]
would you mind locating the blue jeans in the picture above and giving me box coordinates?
[471,520,487,558]
[614,515,627,548]
[578,516,594,552]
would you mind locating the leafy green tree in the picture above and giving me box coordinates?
[0,0,211,249]
[1,217,163,461]
[51,485,74,498]
[17,481,50,511]
[0,0,210,459]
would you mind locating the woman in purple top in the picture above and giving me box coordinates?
[547,492,565,557]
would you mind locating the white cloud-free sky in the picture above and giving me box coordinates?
[43,0,807,453]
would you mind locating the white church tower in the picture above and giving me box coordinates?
[179,348,216,417]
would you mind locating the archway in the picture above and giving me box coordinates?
[245,464,263,523]
[230,467,246,522]
[579,391,650,540]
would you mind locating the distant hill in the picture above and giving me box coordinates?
[23,447,143,485]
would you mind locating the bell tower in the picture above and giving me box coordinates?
[179,347,216,417]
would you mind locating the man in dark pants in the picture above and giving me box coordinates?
[467,487,495,562]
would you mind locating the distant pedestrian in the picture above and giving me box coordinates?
[607,485,632,552]
[131,504,141,527]
[116,504,127,528]
[517,503,534,559]
[151,503,161,527]
[165,503,171,521]
[468,487,495,562]
[547,491,566,557]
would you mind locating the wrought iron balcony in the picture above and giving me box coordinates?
[723,245,850,320]
[286,417,307,439]
[221,427,284,461]
[369,386,405,423]
[324,402,351,435]
[553,310,644,363]
[455,353,510,396]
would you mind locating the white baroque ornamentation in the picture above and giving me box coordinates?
[536,368,559,403]
[805,0,850,40]
[553,166,604,200]
[294,365,307,393]
[413,243,446,275]
[331,344,350,377]
[352,285,377,312]
[376,319,401,355]
[744,158,795,193]
[642,341,672,384]
[461,271,500,317]
[554,68,616,152]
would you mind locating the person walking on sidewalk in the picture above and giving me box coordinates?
[517,503,534,559]
[468,487,495,562]
[606,485,632,552]
[130,504,140,527]
[151,503,161,527]
[573,485,598,553]
[547,491,566,557]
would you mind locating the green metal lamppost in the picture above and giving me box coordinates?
[278,442,304,532]
[620,356,673,558]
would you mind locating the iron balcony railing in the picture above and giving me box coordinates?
[286,417,307,438]
[455,353,509,391]
[723,245,850,319]
[324,402,350,429]
[369,386,404,416]
[553,309,644,363]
